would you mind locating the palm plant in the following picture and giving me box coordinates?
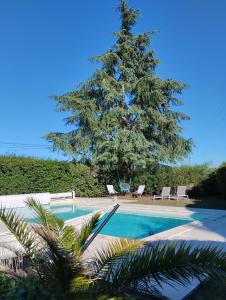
[0,199,226,300]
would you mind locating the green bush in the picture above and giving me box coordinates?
[215,163,226,198]
[189,163,226,199]
[134,163,226,199]
[0,272,53,300]
[132,164,170,194]
[0,272,18,300]
[0,156,225,199]
[170,164,213,194]
[132,163,212,195]
[0,156,105,197]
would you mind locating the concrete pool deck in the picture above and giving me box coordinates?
[1,197,226,299]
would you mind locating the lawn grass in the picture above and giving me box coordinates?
[117,195,226,210]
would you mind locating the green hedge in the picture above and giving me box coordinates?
[0,156,105,197]
[132,163,213,195]
[216,163,226,198]
[140,163,226,199]
[191,163,226,199]
[0,156,225,199]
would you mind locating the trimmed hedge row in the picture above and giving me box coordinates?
[0,156,225,199]
[0,156,105,197]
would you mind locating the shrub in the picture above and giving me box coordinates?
[189,163,226,199]
[132,163,212,195]
[170,164,212,194]
[215,163,226,198]
[0,156,105,197]
[0,272,52,300]
[1,155,224,199]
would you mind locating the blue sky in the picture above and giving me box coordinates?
[0,0,225,166]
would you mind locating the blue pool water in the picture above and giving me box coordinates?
[50,205,93,221]
[24,204,205,239]
[99,212,197,239]
[24,204,92,223]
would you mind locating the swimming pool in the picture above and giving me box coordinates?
[22,203,205,239]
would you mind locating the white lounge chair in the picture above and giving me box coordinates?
[153,187,171,200]
[132,185,145,198]
[106,185,118,196]
[171,186,189,200]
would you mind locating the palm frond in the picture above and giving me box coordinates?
[69,276,94,297]
[26,198,78,252]
[75,213,100,254]
[0,206,40,259]
[91,239,143,280]
[26,198,64,229]
[31,224,86,295]
[92,241,226,297]
[0,200,85,291]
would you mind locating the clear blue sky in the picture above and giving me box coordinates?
[0,0,225,166]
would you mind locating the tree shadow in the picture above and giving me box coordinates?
[185,197,226,210]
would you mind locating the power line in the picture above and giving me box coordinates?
[0,141,50,150]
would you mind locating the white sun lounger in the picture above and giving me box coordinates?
[132,185,145,198]
[153,187,171,200]
[171,186,189,200]
[106,185,118,196]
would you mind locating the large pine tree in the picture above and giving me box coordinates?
[47,0,192,182]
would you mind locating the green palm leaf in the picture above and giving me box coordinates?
[26,198,79,252]
[91,241,226,297]
[31,225,84,294]
[0,206,40,259]
[92,239,143,276]
[75,212,100,254]
[0,200,95,298]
